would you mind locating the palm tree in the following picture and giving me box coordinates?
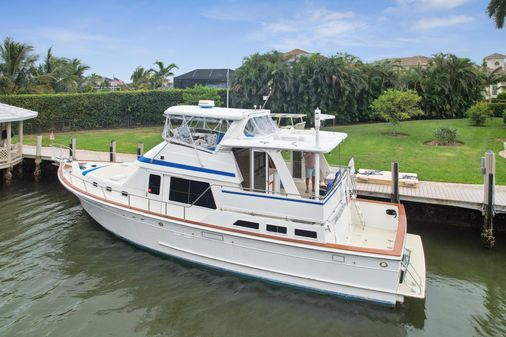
[53,58,90,92]
[0,37,37,94]
[483,65,504,102]
[130,66,153,89]
[149,60,178,88]
[487,0,506,28]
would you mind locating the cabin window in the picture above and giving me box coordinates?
[295,229,317,239]
[169,177,216,209]
[233,220,259,230]
[266,225,287,234]
[148,174,161,195]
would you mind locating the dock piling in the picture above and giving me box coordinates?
[481,151,496,248]
[69,137,77,160]
[110,140,116,162]
[137,143,144,159]
[391,161,400,203]
[34,135,42,182]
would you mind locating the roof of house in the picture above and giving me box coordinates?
[382,56,430,67]
[174,69,235,81]
[485,53,506,59]
[285,49,311,57]
[0,103,38,123]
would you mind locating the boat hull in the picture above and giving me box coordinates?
[73,192,407,306]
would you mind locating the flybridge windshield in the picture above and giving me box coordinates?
[244,115,277,137]
[163,115,232,151]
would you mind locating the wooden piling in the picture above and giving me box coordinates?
[137,143,144,159]
[110,140,116,162]
[481,150,496,248]
[391,161,400,203]
[69,137,77,160]
[34,135,42,182]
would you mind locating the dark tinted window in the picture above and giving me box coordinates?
[169,177,216,209]
[266,224,287,234]
[148,174,161,195]
[233,220,259,230]
[294,229,317,239]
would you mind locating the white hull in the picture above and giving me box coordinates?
[75,191,410,306]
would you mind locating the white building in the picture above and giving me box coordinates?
[484,53,506,99]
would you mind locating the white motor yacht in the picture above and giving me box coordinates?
[58,101,426,306]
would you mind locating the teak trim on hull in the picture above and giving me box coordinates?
[59,165,406,257]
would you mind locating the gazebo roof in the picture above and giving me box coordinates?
[0,102,38,123]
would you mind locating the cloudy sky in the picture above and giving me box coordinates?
[1,0,504,80]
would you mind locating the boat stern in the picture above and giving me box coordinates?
[397,234,426,302]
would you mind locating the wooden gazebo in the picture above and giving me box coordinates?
[0,103,38,182]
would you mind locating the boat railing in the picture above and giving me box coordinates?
[401,249,423,295]
[51,144,72,163]
[235,168,349,201]
[66,169,221,221]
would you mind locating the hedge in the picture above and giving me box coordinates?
[0,89,226,132]
[488,102,506,117]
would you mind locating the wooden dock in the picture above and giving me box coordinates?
[22,145,506,214]
[355,180,506,214]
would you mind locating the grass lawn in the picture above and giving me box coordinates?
[24,118,506,184]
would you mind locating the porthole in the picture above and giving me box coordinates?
[379,261,388,268]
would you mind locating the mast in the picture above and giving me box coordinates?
[314,108,321,199]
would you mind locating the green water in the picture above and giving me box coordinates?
[1,181,505,337]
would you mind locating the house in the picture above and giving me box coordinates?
[284,48,311,62]
[379,56,430,68]
[484,53,506,99]
[173,69,234,89]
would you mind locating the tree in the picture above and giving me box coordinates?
[487,0,506,28]
[0,37,37,94]
[371,89,423,135]
[130,66,153,90]
[149,60,178,88]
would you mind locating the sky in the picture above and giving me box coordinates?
[1,0,504,81]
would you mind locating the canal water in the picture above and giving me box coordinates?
[1,181,505,337]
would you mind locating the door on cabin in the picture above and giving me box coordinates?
[146,171,163,213]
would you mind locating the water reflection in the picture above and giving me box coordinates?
[1,181,505,337]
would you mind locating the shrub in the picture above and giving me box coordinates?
[0,88,226,132]
[488,102,506,117]
[497,92,506,100]
[181,85,224,106]
[467,102,492,126]
[434,127,457,145]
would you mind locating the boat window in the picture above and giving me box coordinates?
[266,224,287,234]
[294,229,317,239]
[163,115,231,151]
[244,115,277,137]
[148,174,161,195]
[233,220,259,230]
[169,177,216,209]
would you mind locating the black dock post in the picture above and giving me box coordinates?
[137,143,144,159]
[481,150,496,248]
[391,161,400,203]
[109,140,116,162]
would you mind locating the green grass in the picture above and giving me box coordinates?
[325,118,506,184]
[24,118,506,184]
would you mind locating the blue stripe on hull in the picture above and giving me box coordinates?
[137,156,236,177]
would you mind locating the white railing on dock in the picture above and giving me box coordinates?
[0,143,22,168]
